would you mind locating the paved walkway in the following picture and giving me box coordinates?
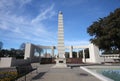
[17,64,101,81]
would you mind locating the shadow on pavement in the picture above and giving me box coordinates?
[79,73,88,76]
[32,72,46,80]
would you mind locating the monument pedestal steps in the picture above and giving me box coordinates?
[52,58,68,68]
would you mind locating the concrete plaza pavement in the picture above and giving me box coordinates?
[17,64,101,81]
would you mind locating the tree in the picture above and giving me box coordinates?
[84,48,90,58]
[79,50,83,58]
[19,43,26,57]
[78,49,89,58]
[65,52,69,58]
[16,49,24,59]
[87,8,120,54]
[0,49,10,57]
[9,48,16,57]
[19,43,25,51]
[35,48,43,63]
[0,41,3,50]
[72,51,77,58]
[36,48,43,55]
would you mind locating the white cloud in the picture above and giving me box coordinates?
[20,0,32,6]
[0,1,90,48]
[0,21,9,30]
[0,0,32,14]
[31,4,56,24]
[62,0,88,6]
[0,0,14,9]
[0,2,57,48]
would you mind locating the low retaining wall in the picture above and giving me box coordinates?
[66,58,83,64]
[0,57,30,68]
[40,58,83,64]
[40,58,55,64]
[0,57,13,68]
[0,57,83,68]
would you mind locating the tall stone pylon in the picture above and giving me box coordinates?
[58,11,65,58]
[52,11,67,68]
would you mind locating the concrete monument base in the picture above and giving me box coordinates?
[52,58,68,68]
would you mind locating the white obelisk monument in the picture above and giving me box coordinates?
[53,11,67,68]
[58,11,65,58]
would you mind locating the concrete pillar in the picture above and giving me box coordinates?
[69,46,73,58]
[83,49,86,63]
[77,50,79,58]
[24,43,35,59]
[52,46,54,57]
[89,43,104,63]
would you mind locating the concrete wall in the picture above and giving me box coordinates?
[85,44,104,63]
[0,57,13,68]
[24,43,106,64]
[0,57,30,68]
[66,58,82,64]
[0,57,41,68]
[24,43,35,59]
[100,54,120,62]
[12,58,30,66]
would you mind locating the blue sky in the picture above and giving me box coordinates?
[0,0,120,49]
